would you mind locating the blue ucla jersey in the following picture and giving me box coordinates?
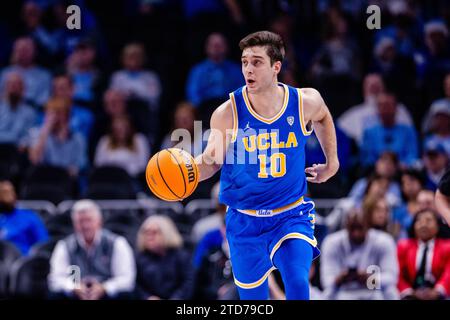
[219,83,313,210]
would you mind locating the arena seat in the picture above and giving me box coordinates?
[0,143,21,182]
[20,165,74,204]
[29,239,60,259]
[9,255,50,299]
[0,241,22,298]
[85,166,137,199]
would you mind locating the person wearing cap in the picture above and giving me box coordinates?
[422,140,449,191]
[27,97,87,177]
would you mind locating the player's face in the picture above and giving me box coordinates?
[241,46,281,93]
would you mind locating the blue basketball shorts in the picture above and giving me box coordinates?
[224,197,320,290]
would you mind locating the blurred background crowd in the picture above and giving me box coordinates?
[1,0,450,300]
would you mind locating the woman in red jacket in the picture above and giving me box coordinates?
[397,208,450,299]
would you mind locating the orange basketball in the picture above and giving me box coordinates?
[145,148,199,201]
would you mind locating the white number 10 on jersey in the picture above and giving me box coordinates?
[258,153,286,178]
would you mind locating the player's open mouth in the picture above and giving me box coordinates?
[247,79,256,85]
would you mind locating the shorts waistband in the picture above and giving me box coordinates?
[235,196,304,217]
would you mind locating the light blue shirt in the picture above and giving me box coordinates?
[28,127,87,171]
[0,100,36,144]
[0,65,52,107]
[186,59,244,106]
[361,124,419,167]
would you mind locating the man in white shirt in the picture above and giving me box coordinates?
[321,211,399,300]
[48,199,136,300]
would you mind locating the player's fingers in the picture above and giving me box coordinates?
[306,176,320,183]
[305,167,316,174]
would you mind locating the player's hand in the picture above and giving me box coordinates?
[305,162,339,183]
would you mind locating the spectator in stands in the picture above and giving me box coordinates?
[348,152,401,205]
[268,14,300,87]
[186,32,244,107]
[360,92,419,167]
[66,38,101,108]
[422,140,449,190]
[422,101,450,157]
[161,101,203,158]
[311,10,360,81]
[0,72,36,145]
[109,43,161,110]
[326,173,400,232]
[417,20,450,103]
[371,37,416,107]
[135,215,195,300]
[27,97,87,178]
[393,169,426,239]
[0,179,48,255]
[50,74,94,139]
[94,115,150,177]
[48,200,136,300]
[91,89,128,147]
[321,211,399,300]
[19,1,60,63]
[0,37,51,108]
[193,214,237,300]
[373,1,420,58]
[338,73,413,145]
[362,195,394,235]
[436,169,450,225]
[191,182,224,243]
[193,214,225,269]
[397,209,450,299]
[417,189,436,211]
[422,72,450,137]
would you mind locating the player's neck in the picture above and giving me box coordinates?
[247,82,285,118]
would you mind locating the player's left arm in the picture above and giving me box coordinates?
[301,88,339,183]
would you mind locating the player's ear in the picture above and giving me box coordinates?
[273,61,282,75]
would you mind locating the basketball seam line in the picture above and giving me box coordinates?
[146,159,174,201]
[156,151,182,199]
[167,149,187,198]
[147,177,173,201]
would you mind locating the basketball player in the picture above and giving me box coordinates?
[194,31,339,300]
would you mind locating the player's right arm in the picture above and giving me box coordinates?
[195,100,234,182]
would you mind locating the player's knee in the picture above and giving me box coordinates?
[290,270,309,290]
[284,266,310,299]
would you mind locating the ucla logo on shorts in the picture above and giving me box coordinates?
[256,209,273,216]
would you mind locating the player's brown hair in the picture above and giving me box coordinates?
[239,31,285,65]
